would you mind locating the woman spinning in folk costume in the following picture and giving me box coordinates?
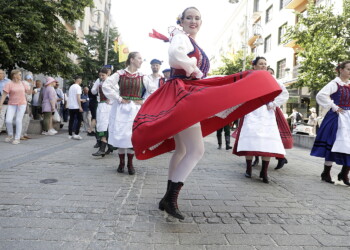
[233,57,290,184]
[132,7,282,220]
[102,52,157,175]
[311,61,350,185]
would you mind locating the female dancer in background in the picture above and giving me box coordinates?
[233,57,289,183]
[311,61,350,185]
[103,52,156,175]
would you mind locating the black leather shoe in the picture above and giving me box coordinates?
[275,158,288,170]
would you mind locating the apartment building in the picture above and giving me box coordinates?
[212,0,343,116]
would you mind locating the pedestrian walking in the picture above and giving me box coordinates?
[67,76,83,140]
[310,61,350,185]
[0,69,32,144]
[233,57,289,183]
[103,52,157,175]
[132,8,281,220]
[216,124,232,150]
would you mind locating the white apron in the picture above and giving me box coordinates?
[96,102,112,132]
[237,105,286,155]
[108,101,141,148]
[332,111,350,154]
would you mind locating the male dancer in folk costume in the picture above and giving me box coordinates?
[132,7,282,220]
[159,68,171,88]
[91,67,114,157]
[103,52,157,175]
[233,57,290,184]
[311,61,350,185]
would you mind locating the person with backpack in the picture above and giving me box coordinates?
[289,108,303,125]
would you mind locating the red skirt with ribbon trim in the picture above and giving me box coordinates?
[275,107,293,149]
[132,70,282,160]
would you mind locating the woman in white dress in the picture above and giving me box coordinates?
[102,52,156,175]
[310,61,350,185]
[233,57,289,183]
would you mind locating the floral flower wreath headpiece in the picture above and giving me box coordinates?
[176,14,182,25]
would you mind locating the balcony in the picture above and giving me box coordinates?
[292,65,300,78]
[247,23,262,47]
[284,39,302,52]
[283,0,308,11]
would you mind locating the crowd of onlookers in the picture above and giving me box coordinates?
[0,69,96,144]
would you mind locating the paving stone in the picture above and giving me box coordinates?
[241,224,286,234]
[226,233,275,246]
[198,224,243,234]
[179,233,228,245]
[313,235,350,247]
[281,225,325,235]
[271,234,320,246]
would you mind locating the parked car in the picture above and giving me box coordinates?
[292,122,314,135]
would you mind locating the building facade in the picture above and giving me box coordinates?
[212,0,343,119]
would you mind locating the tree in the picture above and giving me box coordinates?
[0,0,93,77]
[284,0,350,91]
[211,50,255,75]
[78,27,124,84]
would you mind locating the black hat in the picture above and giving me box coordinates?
[162,68,171,73]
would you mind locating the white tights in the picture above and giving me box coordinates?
[168,126,205,183]
[6,105,26,140]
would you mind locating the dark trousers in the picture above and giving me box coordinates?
[32,106,42,120]
[68,109,83,136]
[216,125,231,146]
[62,107,69,122]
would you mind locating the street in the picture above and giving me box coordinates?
[1,127,350,250]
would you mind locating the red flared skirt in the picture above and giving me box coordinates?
[132,70,282,160]
[275,107,293,149]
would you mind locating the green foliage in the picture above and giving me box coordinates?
[78,27,124,84]
[0,0,93,77]
[284,0,350,91]
[211,50,255,75]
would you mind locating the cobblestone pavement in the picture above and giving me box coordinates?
[1,128,350,250]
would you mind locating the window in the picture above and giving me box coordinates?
[265,5,273,23]
[254,0,260,12]
[277,59,287,79]
[281,0,291,9]
[278,23,287,44]
[264,35,271,53]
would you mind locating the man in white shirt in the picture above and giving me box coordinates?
[143,59,163,99]
[68,76,83,140]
